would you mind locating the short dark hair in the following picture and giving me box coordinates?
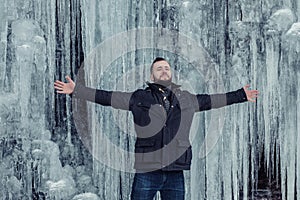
[150,57,167,73]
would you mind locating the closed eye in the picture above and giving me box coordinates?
[156,65,170,71]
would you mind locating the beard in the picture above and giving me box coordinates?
[154,78,172,87]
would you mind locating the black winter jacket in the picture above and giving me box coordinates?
[73,82,248,172]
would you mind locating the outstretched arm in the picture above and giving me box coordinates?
[54,75,75,94]
[196,84,259,111]
[54,75,132,110]
[54,75,113,106]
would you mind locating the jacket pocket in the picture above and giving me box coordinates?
[176,139,192,165]
[136,102,152,109]
[135,139,155,147]
[133,102,152,126]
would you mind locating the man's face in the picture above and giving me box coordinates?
[150,60,172,82]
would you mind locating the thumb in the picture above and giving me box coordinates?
[65,75,73,83]
[243,84,250,90]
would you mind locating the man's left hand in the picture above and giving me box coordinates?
[243,85,259,102]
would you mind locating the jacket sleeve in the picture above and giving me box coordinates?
[72,83,132,110]
[196,88,248,111]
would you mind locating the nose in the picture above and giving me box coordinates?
[162,68,169,73]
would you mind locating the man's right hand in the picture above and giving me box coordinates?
[54,75,75,94]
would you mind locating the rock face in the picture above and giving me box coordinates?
[0,0,300,199]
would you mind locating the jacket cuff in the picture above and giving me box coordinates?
[226,88,248,105]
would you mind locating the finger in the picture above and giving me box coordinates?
[250,92,259,96]
[54,82,63,87]
[248,91,259,97]
[54,85,63,90]
[55,80,65,84]
[249,98,256,102]
[56,90,67,94]
[54,81,65,86]
[54,83,64,89]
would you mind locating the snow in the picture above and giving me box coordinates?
[266,8,296,32]
[286,22,300,37]
[72,193,100,200]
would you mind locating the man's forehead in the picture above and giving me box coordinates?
[153,60,170,67]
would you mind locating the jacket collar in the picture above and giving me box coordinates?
[146,81,181,92]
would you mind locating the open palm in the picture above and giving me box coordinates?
[243,85,259,102]
[54,75,75,94]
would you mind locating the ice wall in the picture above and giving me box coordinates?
[0,0,299,199]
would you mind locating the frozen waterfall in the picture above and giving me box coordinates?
[0,0,299,199]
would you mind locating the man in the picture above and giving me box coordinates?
[54,57,259,200]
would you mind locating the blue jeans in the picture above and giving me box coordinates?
[131,170,185,200]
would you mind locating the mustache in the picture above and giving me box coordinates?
[160,73,170,78]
